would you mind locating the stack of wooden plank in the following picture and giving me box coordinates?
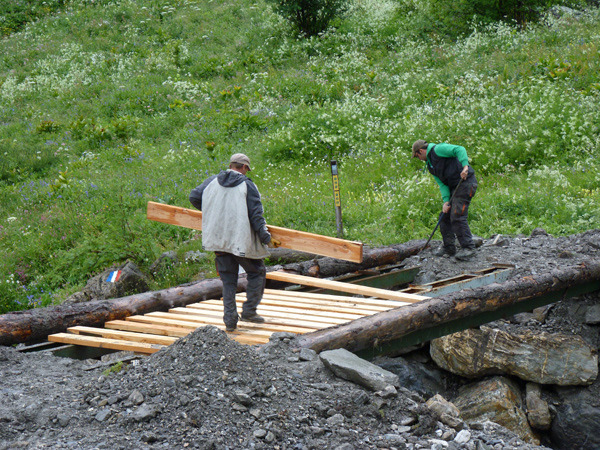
[48,273,427,354]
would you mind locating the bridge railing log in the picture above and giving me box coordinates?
[293,260,600,354]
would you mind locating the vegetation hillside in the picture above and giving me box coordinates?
[1,0,599,312]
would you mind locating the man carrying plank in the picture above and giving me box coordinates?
[189,153,280,332]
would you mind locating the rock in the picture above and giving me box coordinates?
[149,251,178,275]
[525,383,551,430]
[184,250,208,263]
[485,235,510,247]
[298,348,317,361]
[430,326,598,385]
[319,348,399,391]
[550,379,600,450]
[128,389,144,406]
[64,261,149,303]
[453,376,538,444]
[425,394,460,419]
[130,404,158,422]
[584,304,600,325]
[374,355,446,397]
[454,429,471,444]
[530,228,549,237]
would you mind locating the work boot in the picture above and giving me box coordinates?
[225,324,237,332]
[433,245,456,257]
[455,248,475,261]
[240,313,265,323]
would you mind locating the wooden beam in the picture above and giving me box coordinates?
[266,272,428,303]
[67,326,178,346]
[105,320,192,338]
[48,333,165,354]
[147,201,363,263]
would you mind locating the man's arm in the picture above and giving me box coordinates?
[434,143,470,167]
[433,175,451,203]
[245,180,271,244]
[189,175,217,210]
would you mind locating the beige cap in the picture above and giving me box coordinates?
[412,140,427,157]
[230,153,251,170]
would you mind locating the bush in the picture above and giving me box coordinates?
[266,0,349,37]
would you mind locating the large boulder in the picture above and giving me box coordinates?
[319,348,399,391]
[63,261,149,303]
[550,378,600,450]
[453,376,538,444]
[430,326,598,385]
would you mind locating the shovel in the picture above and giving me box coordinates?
[418,178,463,255]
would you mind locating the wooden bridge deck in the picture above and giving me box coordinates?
[48,288,413,354]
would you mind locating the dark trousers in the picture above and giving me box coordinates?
[440,181,478,250]
[215,252,266,327]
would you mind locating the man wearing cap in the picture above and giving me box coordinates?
[189,153,280,332]
[412,140,478,261]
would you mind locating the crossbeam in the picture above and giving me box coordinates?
[266,271,427,303]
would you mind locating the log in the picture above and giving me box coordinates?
[0,277,238,346]
[147,202,364,263]
[293,260,600,354]
[273,240,427,278]
[0,241,425,346]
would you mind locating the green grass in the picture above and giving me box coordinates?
[1,0,599,313]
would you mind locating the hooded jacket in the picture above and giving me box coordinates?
[189,169,270,259]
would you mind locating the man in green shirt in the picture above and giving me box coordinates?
[412,140,478,260]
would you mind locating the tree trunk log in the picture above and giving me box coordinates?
[293,260,600,354]
[0,277,243,346]
[0,241,426,346]
[272,239,426,278]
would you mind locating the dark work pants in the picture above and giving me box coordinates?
[215,252,266,328]
[440,181,478,250]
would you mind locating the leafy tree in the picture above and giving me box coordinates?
[266,0,349,37]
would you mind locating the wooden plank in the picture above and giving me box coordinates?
[147,201,363,263]
[158,307,337,329]
[67,326,178,346]
[225,297,380,320]
[233,295,392,313]
[181,304,347,326]
[124,316,268,344]
[167,308,315,333]
[105,320,192,338]
[198,299,368,319]
[48,333,164,354]
[266,272,427,303]
[261,289,409,308]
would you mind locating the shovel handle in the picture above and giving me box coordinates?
[418,178,464,254]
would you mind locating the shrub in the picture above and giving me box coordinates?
[266,0,349,37]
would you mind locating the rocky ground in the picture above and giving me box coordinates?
[1,229,599,450]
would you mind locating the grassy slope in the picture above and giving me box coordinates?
[0,0,599,311]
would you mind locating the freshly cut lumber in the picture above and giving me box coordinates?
[293,260,600,354]
[233,295,389,314]
[105,320,192,338]
[180,304,347,326]
[266,271,427,303]
[147,201,363,263]
[67,326,178,346]
[243,290,404,309]
[48,333,165,354]
[276,239,426,278]
[161,307,335,329]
